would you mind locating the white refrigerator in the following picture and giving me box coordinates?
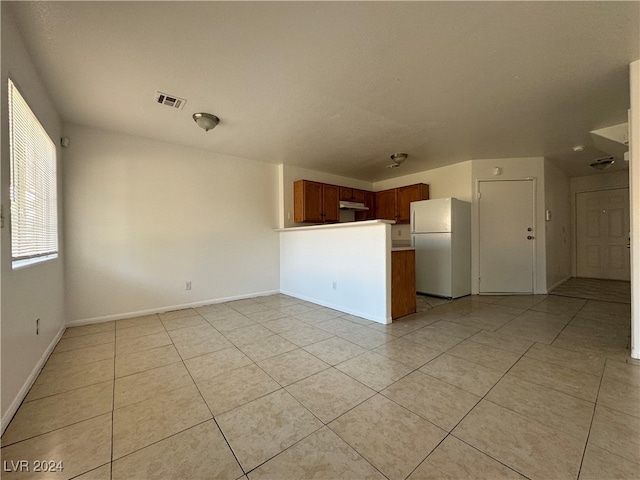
[410,198,471,298]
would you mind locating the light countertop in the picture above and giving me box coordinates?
[276,219,395,232]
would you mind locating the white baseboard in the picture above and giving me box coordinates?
[280,289,390,324]
[1,324,66,435]
[66,290,281,327]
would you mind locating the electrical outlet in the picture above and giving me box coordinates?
[185,281,192,290]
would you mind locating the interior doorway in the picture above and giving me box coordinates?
[478,179,536,294]
[576,188,630,281]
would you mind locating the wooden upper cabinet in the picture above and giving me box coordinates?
[294,180,339,223]
[375,189,398,221]
[294,180,323,223]
[294,179,426,224]
[339,187,354,201]
[352,189,366,204]
[397,184,430,223]
[355,190,376,221]
[340,187,367,203]
[375,183,429,223]
[323,184,340,223]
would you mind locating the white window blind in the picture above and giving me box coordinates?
[8,78,58,267]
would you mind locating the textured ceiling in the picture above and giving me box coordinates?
[6,1,640,181]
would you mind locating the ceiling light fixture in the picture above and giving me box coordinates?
[386,153,408,169]
[590,156,615,172]
[192,112,220,132]
[572,145,585,152]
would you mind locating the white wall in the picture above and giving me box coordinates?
[280,221,391,323]
[63,124,280,324]
[1,7,66,431]
[629,59,639,359]
[570,170,629,193]
[280,164,374,228]
[569,170,630,277]
[373,160,473,201]
[471,157,547,294]
[544,160,572,290]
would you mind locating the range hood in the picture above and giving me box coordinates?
[339,200,369,211]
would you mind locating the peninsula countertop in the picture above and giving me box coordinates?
[275,219,395,232]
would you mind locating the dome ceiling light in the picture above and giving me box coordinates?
[387,153,408,169]
[193,112,220,132]
[590,156,615,172]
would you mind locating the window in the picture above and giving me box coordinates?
[8,78,58,268]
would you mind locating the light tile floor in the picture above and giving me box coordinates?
[2,291,639,479]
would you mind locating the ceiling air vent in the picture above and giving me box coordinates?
[155,92,186,110]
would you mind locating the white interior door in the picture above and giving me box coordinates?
[479,180,535,294]
[576,188,630,280]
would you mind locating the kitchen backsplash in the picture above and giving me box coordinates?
[392,224,411,245]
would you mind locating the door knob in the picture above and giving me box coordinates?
[527,236,534,240]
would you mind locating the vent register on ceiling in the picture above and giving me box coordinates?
[156,91,219,131]
[155,92,186,110]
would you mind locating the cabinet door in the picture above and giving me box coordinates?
[294,180,324,223]
[339,187,354,201]
[352,189,365,203]
[397,184,429,223]
[323,184,340,223]
[364,190,376,219]
[376,189,397,221]
[355,190,376,221]
[391,250,416,319]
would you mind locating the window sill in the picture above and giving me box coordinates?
[12,253,59,270]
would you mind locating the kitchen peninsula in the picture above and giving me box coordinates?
[278,220,416,324]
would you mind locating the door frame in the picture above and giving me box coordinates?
[475,177,538,294]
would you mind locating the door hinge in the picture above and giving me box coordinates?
[477,192,482,199]
[0,204,4,229]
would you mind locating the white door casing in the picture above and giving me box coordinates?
[576,188,630,281]
[478,179,535,294]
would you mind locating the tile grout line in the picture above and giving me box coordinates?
[575,358,606,480]
[178,323,248,478]
[390,340,538,479]
[110,333,117,480]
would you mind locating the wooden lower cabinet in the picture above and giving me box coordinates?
[391,250,416,320]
